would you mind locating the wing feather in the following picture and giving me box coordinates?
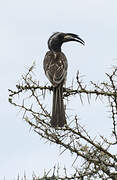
[43,51,68,86]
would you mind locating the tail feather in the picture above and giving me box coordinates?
[50,85,66,127]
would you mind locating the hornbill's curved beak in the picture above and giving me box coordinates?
[64,33,85,45]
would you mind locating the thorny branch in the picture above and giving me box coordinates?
[9,64,117,180]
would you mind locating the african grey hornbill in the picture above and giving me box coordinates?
[43,32,85,127]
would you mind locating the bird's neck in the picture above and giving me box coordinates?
[51,46,61,52]
[49,42,62,52]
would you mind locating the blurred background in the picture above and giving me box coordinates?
[0,0,117,179]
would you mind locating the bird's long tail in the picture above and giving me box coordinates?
[50,84,66,127]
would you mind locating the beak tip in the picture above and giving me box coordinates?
[64,33,85,46]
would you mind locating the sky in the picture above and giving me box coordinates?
[0,0,117,179]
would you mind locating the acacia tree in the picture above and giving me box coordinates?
[8,63,117,180]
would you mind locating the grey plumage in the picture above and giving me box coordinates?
[43,32,84,127]
[43,51,67,127]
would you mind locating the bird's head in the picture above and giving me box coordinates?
[48,32,85,52]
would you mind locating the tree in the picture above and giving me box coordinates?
[8,63,117,180]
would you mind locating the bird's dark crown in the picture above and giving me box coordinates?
[48,32,85,52]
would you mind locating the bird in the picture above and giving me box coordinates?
[43,32,85,127]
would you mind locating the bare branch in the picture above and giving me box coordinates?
[9,64,117,180]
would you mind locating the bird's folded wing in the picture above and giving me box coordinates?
[43,51,68,86]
